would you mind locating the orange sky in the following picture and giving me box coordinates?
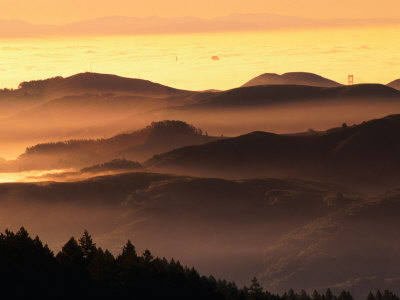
[1,0,400,24]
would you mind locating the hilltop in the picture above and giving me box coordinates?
[16,72,186,98]
[14,120,217,170]
[0,72,190,121]
[242,72,342,88]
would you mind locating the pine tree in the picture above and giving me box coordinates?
[287,289,297,300]
[367,292,376,300]
[383,290,400,300]
[57,237,84,268]
[377,290,384,300]
[299,289,310,300]
[122,240,137,257]
[143,249,154,263]
[79,230,96,260]
[117,240,139,268]
[326,289,334,300]
[338,291,353,300]
[248,277,263,299]
[312,290,322,300]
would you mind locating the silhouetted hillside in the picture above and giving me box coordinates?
[146,114,400,191]
[242,72,342,88]
[261,190,400,299]
[1,171,399,297]
[17,72,186,98]
[0,227,235,299]
[186,84,400,108]
[0,72,191,128]
[3,227,386,300]
[388,79,400,90]
[1,72,186,113]
[14,120,217,170]
[80,159,142,173]
[0,172,355,285]
[3,72,400,154]
[0,72,188,114]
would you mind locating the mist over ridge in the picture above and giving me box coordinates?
[1,69,400,298]
[2,0,400,297]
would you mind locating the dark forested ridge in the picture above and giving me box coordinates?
[1,227,397,300]
[9,120,217,170]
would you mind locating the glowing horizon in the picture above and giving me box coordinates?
[1,0,400,25]
[1,25,400,91]
[1,1,400,91]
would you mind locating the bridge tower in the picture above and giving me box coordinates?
[348,74,354,85]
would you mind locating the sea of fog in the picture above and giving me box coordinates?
[1,25,400,91]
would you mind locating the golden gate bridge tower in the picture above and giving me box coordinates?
[348,74,354,85]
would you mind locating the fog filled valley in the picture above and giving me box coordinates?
[2,72,400,159]
[1,72,400,299]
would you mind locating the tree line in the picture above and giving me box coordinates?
[0,227,398,300]
[24,120,204,155]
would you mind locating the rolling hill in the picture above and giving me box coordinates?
[12,120,218,170]
[0,72,192,127]
[184,84,400,108]
[261,189,400,299]
[0,72,187,115]
[388,79,400,90]
[146,114,400,192]
[242,72,342,88]
[3,72,400,161]
[16,72,187,98]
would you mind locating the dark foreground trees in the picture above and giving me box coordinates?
[0,227,398,300]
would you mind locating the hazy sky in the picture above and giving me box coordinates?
[1,0,400,97]
[1,0,400,24]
